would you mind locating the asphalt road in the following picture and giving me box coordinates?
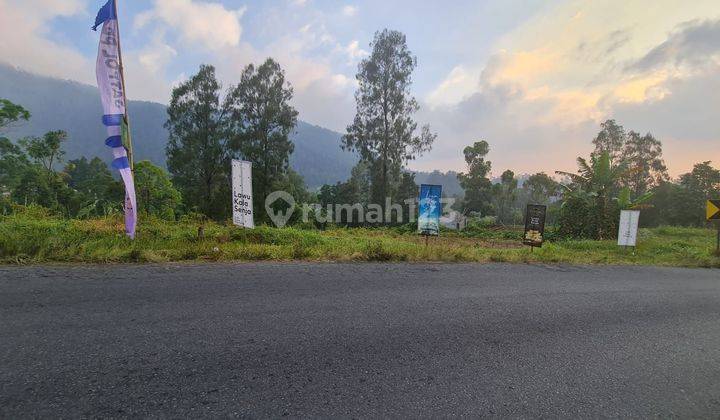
[1,263,720,418]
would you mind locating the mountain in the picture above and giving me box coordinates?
[0,64,357,188]
[290,121,357,189]
[0,64,463,193]
[413,170,463,197]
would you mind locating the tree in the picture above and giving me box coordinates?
[343,29,435,210]
[492,169,518,225]
[457,140,493,216]
[9,133,77,215]
[523,172,559,205]
[591,121,668,197]
[11,166,56,208]
[348,161,372,205]
[317,162,372,226]
[395,171,418,224]
[0,137,30,193]
[65,157,123,218]
[228,58,299,221]
[680,161,720,198]
[679,161,720,225]
[134,160,182,220]
[644,181,704,227]
[0,99,31,196]
[0,99,30,132]
[165,65,234,220]
[20,130,67,172]
[66,157,117,198]
[621,131,668,196]
[592,120,626,165]
[556,151,627,239]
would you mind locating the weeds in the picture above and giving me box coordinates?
[0,210,718,267]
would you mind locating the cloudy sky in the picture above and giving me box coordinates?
[0,0,718,177]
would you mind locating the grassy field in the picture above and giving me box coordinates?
[1,209,718,267]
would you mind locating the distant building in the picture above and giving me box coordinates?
[440,213,467,231]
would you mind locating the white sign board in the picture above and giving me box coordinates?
[618,210,640,247]
[232,160,254,229]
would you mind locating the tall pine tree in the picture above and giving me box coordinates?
[343,29,435,211]
[165,65,233,219]
[228,58,299,222]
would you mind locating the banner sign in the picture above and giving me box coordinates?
[232,160,254,229]
[93,0,137,239]
[418,184,442,236]
[523,204,547,247]
[707,199,720,221]
[618,210,640,247]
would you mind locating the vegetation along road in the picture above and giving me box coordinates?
[2,262,720,417]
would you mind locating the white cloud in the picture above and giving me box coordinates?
[204,35,355,131]
[342,5,358,17]
[135,0,246,50]
[125,0,250,102]
[417,0,720,176]
[330,73,354,89]
[0,0,93,84]
[4,0,86,18]
[425,66,478,107]
[344,40,368,63]
[137,33,178,75]
[117,31,178,103]
[0,0,358,129]
[170,72,188,89]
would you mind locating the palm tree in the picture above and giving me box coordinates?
[555,151,634,239]
[556,151,626,198]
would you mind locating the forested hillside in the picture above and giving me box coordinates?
[0,64,360,188]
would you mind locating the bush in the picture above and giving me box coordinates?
[558,196,619,240]
[363,239,394,261]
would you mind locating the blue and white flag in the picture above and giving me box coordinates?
[93,0,137,238]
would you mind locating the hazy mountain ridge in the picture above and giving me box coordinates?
[0,64,462,192]
[1,64,169,167]
[0,64,361,188]
[413,170,463,196]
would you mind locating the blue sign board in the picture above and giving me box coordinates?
[418,184,442,236]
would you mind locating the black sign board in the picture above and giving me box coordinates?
[523,204,547,248]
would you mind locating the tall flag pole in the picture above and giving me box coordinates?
[112,0,134,171]
[93,0,137,238]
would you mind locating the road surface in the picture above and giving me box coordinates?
[1,263,720,417]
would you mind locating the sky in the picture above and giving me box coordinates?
[0,0,718,178]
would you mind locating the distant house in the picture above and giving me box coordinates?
[440,212,467,231]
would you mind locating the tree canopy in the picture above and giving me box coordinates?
[343,29,435,209]
[457,140,493,216]
[165,65,234,220]
[229,58,299,221]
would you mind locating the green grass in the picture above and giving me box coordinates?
[0,210,718,267]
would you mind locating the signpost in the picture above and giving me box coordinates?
[707,199,720,254]
[618,210,640,250]
[418,184,442,240]
[523,204,547,251]
[232,160,254,229]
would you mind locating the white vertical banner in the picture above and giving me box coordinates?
[93,0,136,238]
[232,160,254,229]
[618,210,640,247]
